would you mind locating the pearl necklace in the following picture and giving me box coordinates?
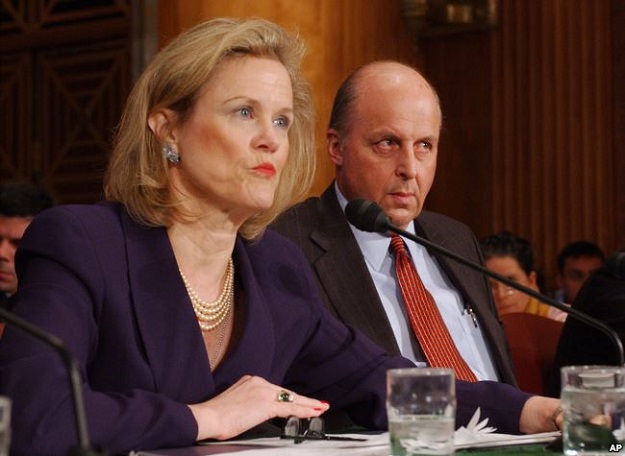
[180,258,234,331]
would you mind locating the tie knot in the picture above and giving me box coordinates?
[390,235,407,255]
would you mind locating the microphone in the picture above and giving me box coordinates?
[0,308,107,456]
[345,198,625,366]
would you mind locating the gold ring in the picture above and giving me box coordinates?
[277,390,294,403]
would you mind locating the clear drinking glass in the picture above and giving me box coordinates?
[561,365,625,455]
[0,396,10,456]
[387,368,456,456]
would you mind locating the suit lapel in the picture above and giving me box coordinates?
[413,216,487,315]
[121,212,214,400]
[311,187,401,356]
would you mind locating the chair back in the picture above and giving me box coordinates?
[500,312,564,395]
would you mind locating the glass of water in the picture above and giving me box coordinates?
[387,368,455,456]
[561,365,625,455]
[0,396,10,456]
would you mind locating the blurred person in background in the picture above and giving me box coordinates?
[555,240,605,304]
[0,182,53,309]
[549,251,625,396]
[480,231,565,321]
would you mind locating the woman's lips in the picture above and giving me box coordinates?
[252,163,276,177]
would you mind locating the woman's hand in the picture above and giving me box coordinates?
[188,375,330,441]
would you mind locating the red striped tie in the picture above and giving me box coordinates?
[390,235,477,382]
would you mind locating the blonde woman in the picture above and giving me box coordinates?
[0,18,412,455]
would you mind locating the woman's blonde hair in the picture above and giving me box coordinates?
[104,17,315,239]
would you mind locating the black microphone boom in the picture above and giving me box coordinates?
[345,198,625,366]
[0,308,106,456]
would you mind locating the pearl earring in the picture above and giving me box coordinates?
[163,143,180,164]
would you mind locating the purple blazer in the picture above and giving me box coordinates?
[0,202,530,455]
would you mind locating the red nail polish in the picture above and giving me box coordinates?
[313,407,323,411]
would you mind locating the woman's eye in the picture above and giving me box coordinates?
[237,107,252,118]
[273,116,291,128]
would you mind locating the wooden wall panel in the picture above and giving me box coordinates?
[38,38,131,202]
[0,53,32,181]
[0,0,132,204]
[157,0,420,196]
[613,0,625,252]
[419,31,494,237]
[484,0,614,289]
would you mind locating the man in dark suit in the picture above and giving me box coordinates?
[273,61,516,385]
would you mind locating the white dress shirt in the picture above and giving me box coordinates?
[336,185,499,381]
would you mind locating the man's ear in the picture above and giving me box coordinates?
[529,270,539,288]
[327,129,344,166]
[147,108,177,144]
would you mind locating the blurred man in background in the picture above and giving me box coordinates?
[480,231,564,321]
[0,182,54,309]
[555,240,605,304]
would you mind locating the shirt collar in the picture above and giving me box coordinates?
[335,183,416,271]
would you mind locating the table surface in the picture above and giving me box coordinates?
[136,441,560,455]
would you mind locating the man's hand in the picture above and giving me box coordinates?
[519,396,562,434]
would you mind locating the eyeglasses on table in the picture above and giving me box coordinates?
[280,416,367,444]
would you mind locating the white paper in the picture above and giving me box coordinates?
[201,430,559,455]
[454,407,560,449]
[201,432,388,454]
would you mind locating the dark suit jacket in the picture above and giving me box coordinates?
[0,202,528,455]
[0,202,412,455]
[0,293,8,309]
[273,184,517,386]
[548,265,625,396]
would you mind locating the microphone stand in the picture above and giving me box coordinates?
[0,308,107,456]
[384,223,625,366]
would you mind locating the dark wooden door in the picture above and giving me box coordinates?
[1,0,132,203]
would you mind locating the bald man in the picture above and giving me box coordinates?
[272,60,565,435]
[273,61,515,385]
